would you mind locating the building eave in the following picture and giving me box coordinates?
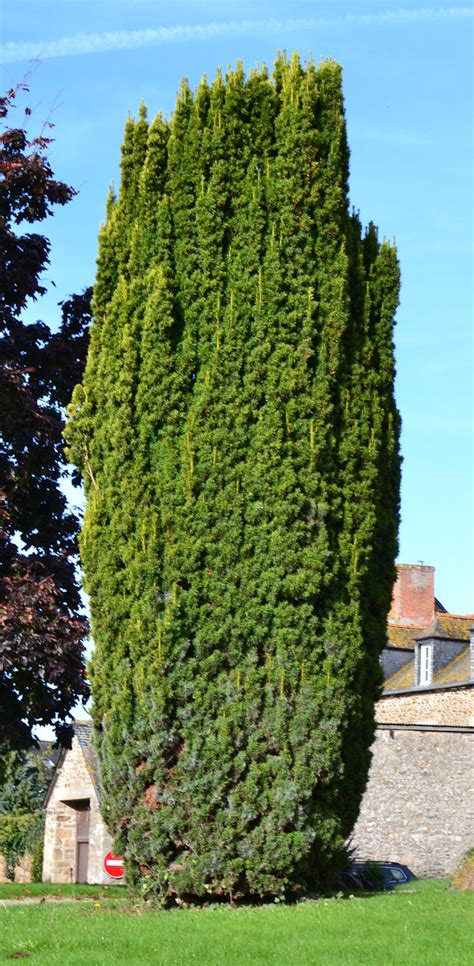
[382,679,474,697]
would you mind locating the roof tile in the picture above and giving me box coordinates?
[433,647,471,686]
[383,659,416,691]
[74,721,102,805]
[386,625,416,650]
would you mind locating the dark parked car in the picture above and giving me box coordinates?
[339,861,416,891]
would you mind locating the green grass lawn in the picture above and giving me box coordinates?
[0,882,124,901]
[0,882,127,903]
[0,879,472,965]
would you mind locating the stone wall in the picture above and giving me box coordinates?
[352,725,474,877]
[0,853,32,884]
[42,736,113,885]
[87,799,114,886]
[378,685,474,727]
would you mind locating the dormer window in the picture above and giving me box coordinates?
[419,643,433,685]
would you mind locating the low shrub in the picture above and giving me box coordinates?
[0,812,44,882]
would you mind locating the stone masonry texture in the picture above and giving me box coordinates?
[0,853,32,884]
[377,686,474,727]
[353,686,474,876]
[352,727,474,877]
[42,735,113,885]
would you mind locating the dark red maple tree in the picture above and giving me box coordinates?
[0,83,91,750]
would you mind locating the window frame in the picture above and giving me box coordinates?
[419,642,433,686]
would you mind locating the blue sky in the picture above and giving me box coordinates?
[1,0,473,613]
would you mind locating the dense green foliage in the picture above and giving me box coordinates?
[66,54,400,901]
[0,812,43,881]
[0,746,52,880]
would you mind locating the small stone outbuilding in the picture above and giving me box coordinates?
[42,722,114,884]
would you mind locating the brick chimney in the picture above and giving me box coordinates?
[388,564,435,628]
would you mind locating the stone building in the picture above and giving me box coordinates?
[42,722,114,885]
[352,564,474,877]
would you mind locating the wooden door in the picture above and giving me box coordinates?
[75,801,90,884]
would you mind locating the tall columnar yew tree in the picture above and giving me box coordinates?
[66,55,400,900]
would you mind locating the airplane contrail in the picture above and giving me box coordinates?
[1,7,472,65]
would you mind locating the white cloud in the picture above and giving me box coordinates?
[1,7,473,64]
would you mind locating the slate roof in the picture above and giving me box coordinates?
[383,660,417,691]
[383,645,472,693]
[415,615,474,643]
[386,615,473,651]
[386,625,417,650]
[74,721,102,806]
[434,647,472,686]
[383,609,473,693]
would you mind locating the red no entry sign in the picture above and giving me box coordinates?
[103,851,125,879]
